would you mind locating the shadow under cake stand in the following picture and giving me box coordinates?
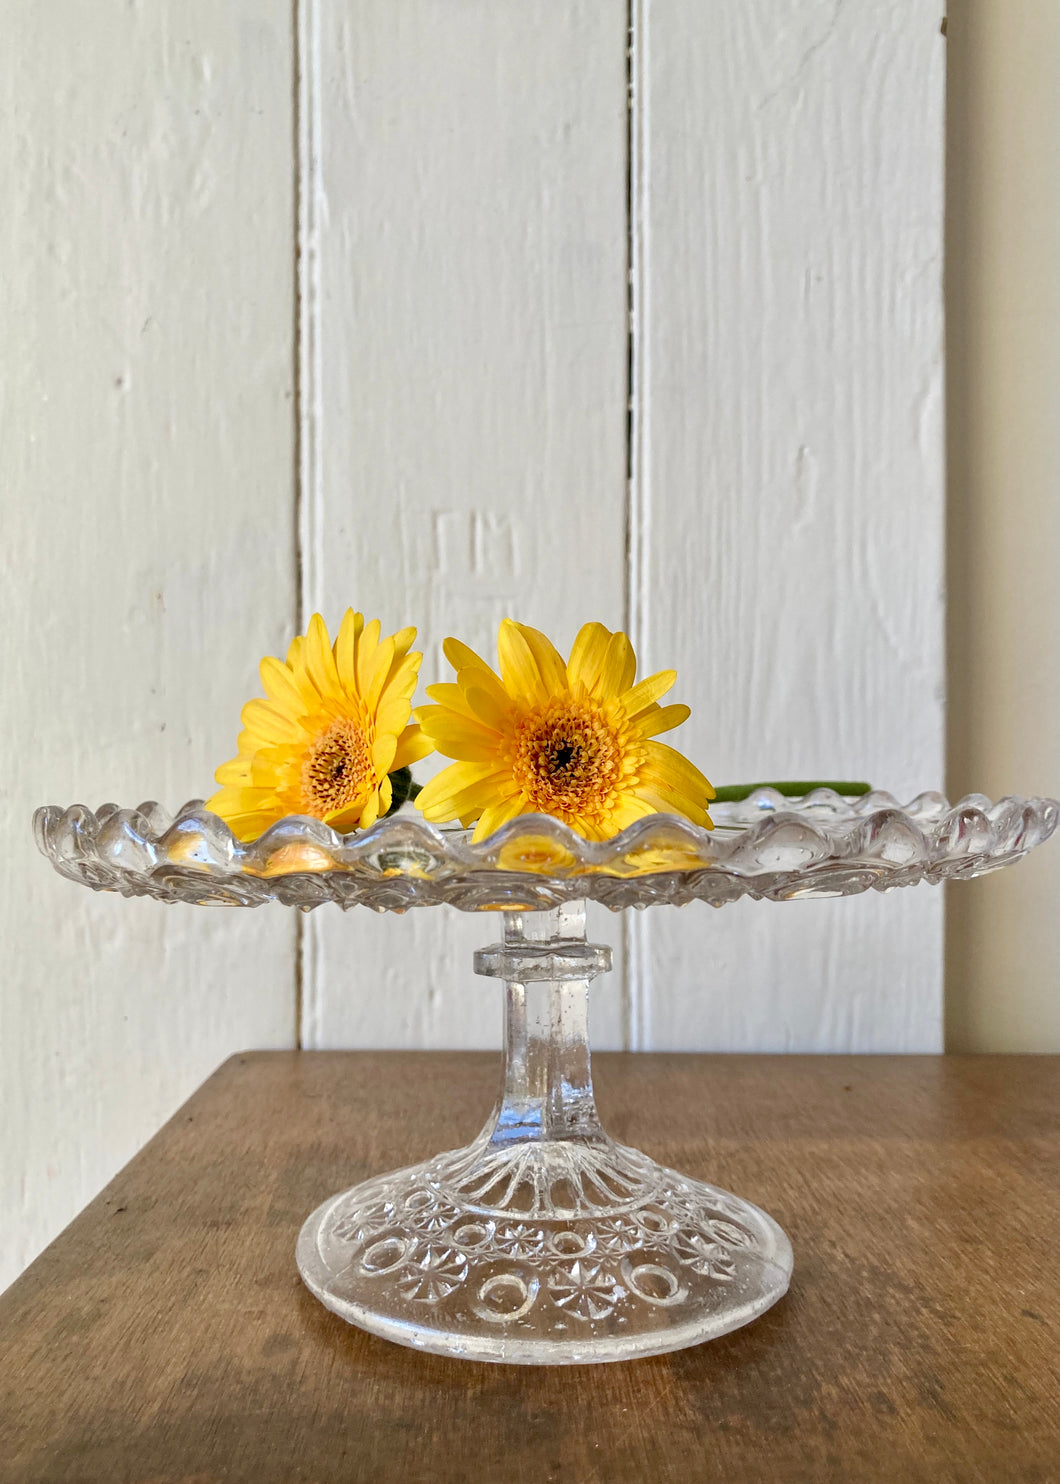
[35,788,1058,1364]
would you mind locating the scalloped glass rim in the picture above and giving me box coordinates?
[32,788,1059,913]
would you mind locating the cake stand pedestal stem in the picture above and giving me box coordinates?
[475,903,610,1148]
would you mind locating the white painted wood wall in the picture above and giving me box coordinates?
[2,0,944,1288]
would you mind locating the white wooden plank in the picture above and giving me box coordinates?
[304,1,631,1050]
[0,1,297,1288]
[635,0,946,1050]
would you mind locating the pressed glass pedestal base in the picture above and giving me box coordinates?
[297,904,793,1364]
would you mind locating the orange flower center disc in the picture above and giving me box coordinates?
[513,701,626,816]
[301,717,373,816]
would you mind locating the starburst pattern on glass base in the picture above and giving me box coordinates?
[297,1135,792,1365]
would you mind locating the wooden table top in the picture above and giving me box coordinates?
[1,1052,1058,1483]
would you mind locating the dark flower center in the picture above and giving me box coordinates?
[301,717,373,816]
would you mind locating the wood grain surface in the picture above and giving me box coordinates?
[1,1052,1057,1482]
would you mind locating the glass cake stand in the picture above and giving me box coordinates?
[35,788,1058,1364]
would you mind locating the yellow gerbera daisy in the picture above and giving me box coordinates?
[207,611,433,841]
[414,619,714,842]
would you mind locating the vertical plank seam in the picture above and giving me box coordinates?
[295,0,325,1049]
[296,0,324,639]
[623,0,650,1051]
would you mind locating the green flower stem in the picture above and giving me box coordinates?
[711,780,872,803]
[385,766,421,816]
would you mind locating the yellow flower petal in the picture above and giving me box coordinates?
[636,783,712,828]
[208,613,432,841]
[325,802,364,833]
[415,759,494,803]
[355,617,382,695]
[392,725,434,770]
[304,613,343,702]
[363,636,397,712]
[458,660,512,715]
[472,794,527,841]
[209,784,279,812]
[379,651,420,702]
[638,703,691,738]
[375,699,412,737]
[423,682,480,720]
[415,707,502,760]
[417,764,516,819]
[443,636,493,674]
[566,621,612,693]
[334,608,364,692]
[461,681,512,734]
[259,654,307,713]
[391,625,416,657]
[622,669,677,720]
[214,757,253,786]
[497,619,546,704]
[518,624,568,695]
[239,697,300,745]
[371,732,398,776]
[607,795,659,830]
[643,741,716,800]
[598,630,637,697]
[415,619,711,840]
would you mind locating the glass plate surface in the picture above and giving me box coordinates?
[33,789,1059,913]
